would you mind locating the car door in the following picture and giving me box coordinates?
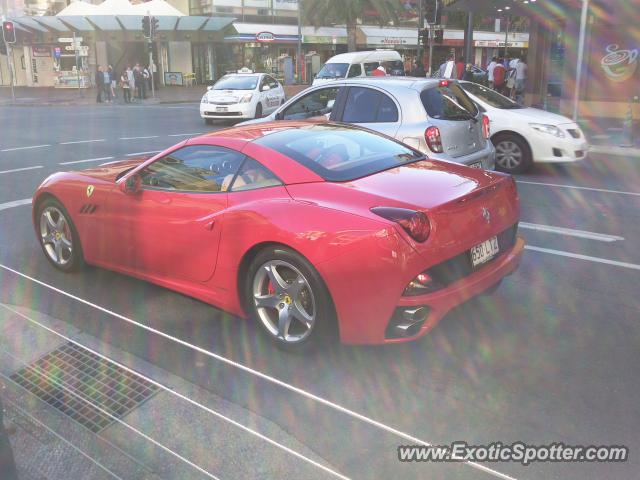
[335,86,402,138]
[277,86,342,121]
[104,145,246,283]
[265,75,284,112]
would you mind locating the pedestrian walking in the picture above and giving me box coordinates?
[134,63,145,100]
[95,65,104,103]
[120,68,131,103]
[0,394,18,480]
[411,61,426,77]
[143,65,151,94]
[515,57,527,104]
[102,66,112,103]
[456,56,465,80]
[462,63,474,82]
[108,65,116,100]
[487,56,498,89]
[493,58,507,94]
[126,65,136,102]
[438,54,456,79]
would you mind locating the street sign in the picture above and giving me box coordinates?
[58,37,82,43]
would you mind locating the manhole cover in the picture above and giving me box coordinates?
[10,342,160,433]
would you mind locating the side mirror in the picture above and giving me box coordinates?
[207,85,213,91]
[261,84,271,92]
[120,174,142,195]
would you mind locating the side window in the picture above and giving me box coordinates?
[267,75,279,89]
[282,87,340,120]
[342,87,399,123]
[139,145,245,193]
[364,62,379,76]
[347,64,362,78]
[229,158,282,192]
[259,76,269,91]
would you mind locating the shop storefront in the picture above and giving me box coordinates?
[357,27,418,72]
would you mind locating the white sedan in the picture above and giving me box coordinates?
[200,71,286,124]
[460,81,588,173]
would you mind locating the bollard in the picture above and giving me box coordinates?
[620,96,637,147]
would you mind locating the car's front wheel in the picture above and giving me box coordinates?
[245,246,335,351]
[493,133,532,174]
[254,102,263,119]
[36,198,83,272]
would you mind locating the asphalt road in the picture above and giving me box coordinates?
[1,104,639,480]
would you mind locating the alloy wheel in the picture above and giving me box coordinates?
[495,140,523,171]
[252,260,316,344]
[39,206,73,267]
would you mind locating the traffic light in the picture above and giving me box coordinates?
[142,16,151,38]
[2,21,16,44]
[419,28,428,47]
[151,16,159,37]
[434,29,444,44]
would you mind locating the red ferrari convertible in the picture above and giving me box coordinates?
[33,122,524,348]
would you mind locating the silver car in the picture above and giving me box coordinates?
[240,77,495,169]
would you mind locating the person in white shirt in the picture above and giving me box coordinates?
[438,54,456,79]
[487,56,497,89]
[515,58,527,104]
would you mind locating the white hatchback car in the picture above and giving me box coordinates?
[460,81,588,173]
[200,71,285,124]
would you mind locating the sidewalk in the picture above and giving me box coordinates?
[0,84,310,106]
[0,303,336,480]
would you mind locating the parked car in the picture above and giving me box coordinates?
[431,64,487,84]
[459,81,588,173]
[312,50,404,86]
[32,122,523,349]
[241,77,496,170]
[200,70,285,124]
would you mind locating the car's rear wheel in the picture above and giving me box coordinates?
[493,133,532,174]
[254,103,263,119]
[37,198,83,272]
[245,246,335,351]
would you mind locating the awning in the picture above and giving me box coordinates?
[302,26,347,44]
[12,15,232,33]
[359,26,418,47]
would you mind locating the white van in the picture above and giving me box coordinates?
[312,50,404,86]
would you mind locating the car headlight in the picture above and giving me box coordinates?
[201,95,208,104]
[239,94,253,103]
[529,123,565,138]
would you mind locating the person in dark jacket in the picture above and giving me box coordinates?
[95,65,104,103]
[0,395,18,480]
[411,61,426,77]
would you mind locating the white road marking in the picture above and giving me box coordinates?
[126,150,161,156]
[519,222,624,242]
[59,139,106,145]
[525,246,640,271]
[0,165,43,175]
[119,135,159,140]
[0,263,516,480]
[0,198,32,211]
[60,156,114,165]
[1,144,50,152]
[1,302,349,480]
[168,132,204,137]
[517,180,640,197]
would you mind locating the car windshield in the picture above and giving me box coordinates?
[461,82,525,109]
[420,82,479,120]
[316,63,349,79]
[383,60,405,74]
[212,75,258,90]
[254,124,424,182]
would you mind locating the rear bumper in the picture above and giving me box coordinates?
[384,236,525,344]
[436,141,496,170]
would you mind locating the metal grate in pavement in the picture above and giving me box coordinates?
[10,341,160,434]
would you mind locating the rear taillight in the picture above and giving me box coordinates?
[482,114,490,139]
[439,79,450,87]
[371,207,431,242]
[424,126,443,153]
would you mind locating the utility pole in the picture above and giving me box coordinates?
[297,0,302,83]
[503,15,509,60]
[73,30,81,96]
[417,0,422,62]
